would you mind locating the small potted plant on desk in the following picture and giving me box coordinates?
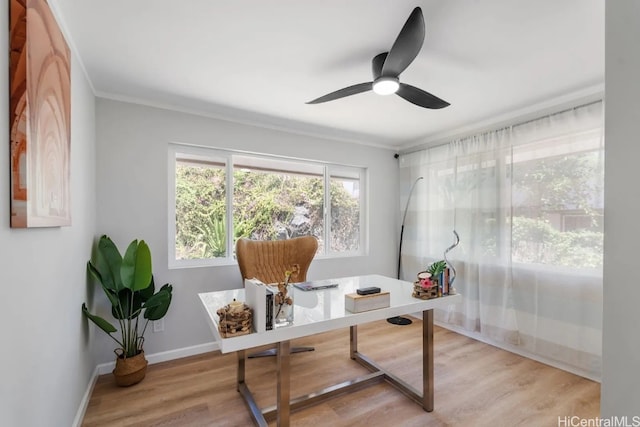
[82,235,173,386]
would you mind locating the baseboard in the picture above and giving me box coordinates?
[72,365,99,427]
[75,341,220,425]
[95,341,220,375]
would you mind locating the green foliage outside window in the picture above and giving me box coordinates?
[232,170,325,241]
[438,149,603,269]
[511,150,603,268]
[330,179,360,251]
[511,217,603,268]
[175,164,226,259]
[175,163,360,259]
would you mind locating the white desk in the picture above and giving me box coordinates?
[199,274,460,427]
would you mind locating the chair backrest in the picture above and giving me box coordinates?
[235,236,318,284]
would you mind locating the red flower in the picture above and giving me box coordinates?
[419,278,434,289]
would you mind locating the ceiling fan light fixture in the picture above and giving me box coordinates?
[306,8,449,109]
[372,77,399,95]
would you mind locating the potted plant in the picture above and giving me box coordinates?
[426,260,447,278]
[82,235,173,386]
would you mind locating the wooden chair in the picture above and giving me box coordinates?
[235,236,318,358]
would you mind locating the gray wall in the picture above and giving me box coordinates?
[0,1,97,425]
[602,0,640,417]
[93,98,399,363]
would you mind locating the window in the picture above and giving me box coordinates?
[168,145,366,267]
[330,168,361,252]
[510,132,604,268]
[173,151,227,261]
[399,101,604,378]
[407,116,604,270]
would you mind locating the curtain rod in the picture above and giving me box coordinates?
[400,99,603,156]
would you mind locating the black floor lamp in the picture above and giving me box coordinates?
[387,176,423,326]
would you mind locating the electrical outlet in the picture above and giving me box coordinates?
[153,319,164,333]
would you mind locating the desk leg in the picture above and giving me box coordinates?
[277,340,291,427]
[350,325,358,359]
[237,350,246,390]
[236,350,268,427]
[423,309,434,412]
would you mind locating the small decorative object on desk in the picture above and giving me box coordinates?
[412,259,453,299]
[412,271,439,299]
[216,299,252,337]
[345,291,390,313]
[273,265,298,326]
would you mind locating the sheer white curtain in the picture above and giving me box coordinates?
[399,101,603,379]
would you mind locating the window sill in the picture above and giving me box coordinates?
[169,250,367,270]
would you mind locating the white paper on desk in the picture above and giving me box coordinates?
[244,278,273,333]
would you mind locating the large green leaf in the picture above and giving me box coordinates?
[138,275,156,302]
[93,235,124,291]
[112,288,143,320]
[427,260,447,276]
[87,261,102,284]
[82,303,117,334]
[144,284,173,321]
[101,284,120,308]
[121,240,152,292]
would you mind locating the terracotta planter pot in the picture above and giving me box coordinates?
[113,351,148,387]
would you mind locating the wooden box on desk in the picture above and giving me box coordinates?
[345,291,390,313]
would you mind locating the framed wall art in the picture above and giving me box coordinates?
[9,0,71,227]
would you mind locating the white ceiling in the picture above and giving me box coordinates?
[52,0,604,150]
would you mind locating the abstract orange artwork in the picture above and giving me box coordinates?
[9,0,71,227]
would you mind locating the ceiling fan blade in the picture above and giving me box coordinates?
[381,7,425,77]
[371,52,387,80]
[306,82,373,104]
[397,83,450,109]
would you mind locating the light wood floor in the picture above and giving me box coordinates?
[82,320,600,427]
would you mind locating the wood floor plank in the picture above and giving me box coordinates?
[82,320,600,427]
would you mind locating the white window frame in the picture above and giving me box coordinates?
[168,144,367,269]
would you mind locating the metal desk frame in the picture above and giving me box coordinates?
[235,309,434,427]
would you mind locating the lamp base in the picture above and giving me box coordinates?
[386,316,412,325]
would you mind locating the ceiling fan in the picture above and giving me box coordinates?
[306,7,450,109]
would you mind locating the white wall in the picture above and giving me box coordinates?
[0,1,97,425]
[93,98,399,363]
[601,0,640,417]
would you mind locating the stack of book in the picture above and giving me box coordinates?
[437,267,452,296]
[244,278,274,332]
